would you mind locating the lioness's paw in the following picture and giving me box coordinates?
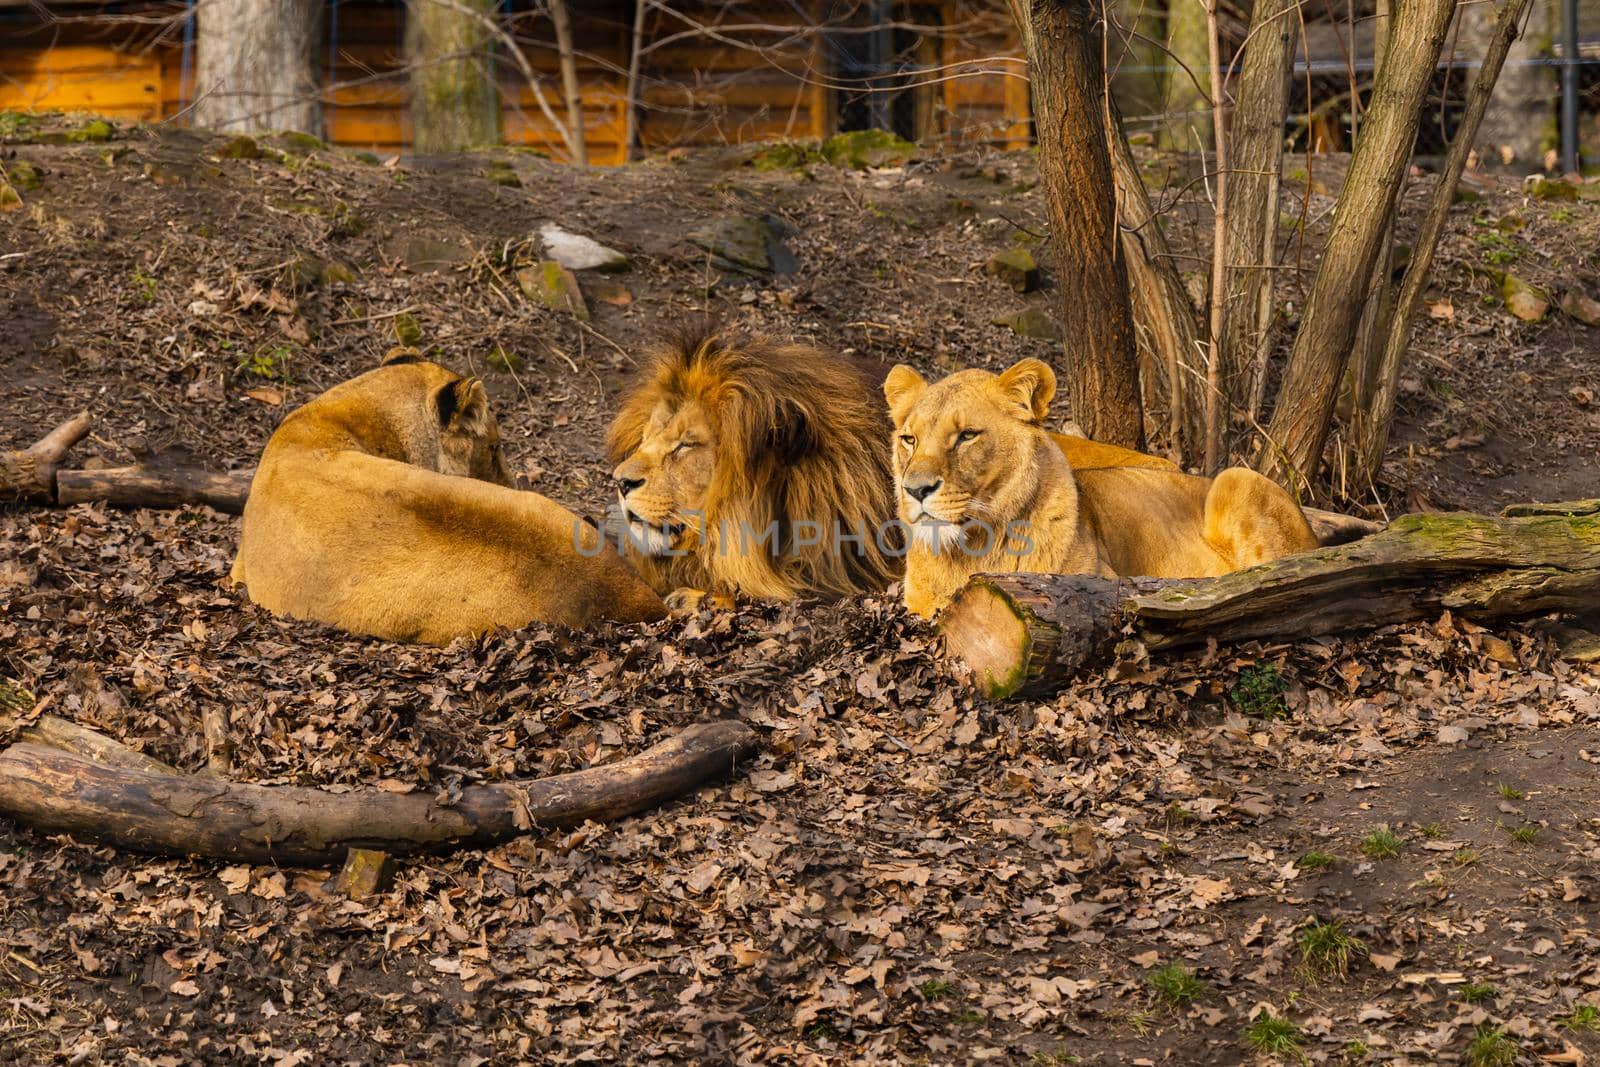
[665,587,709,614]
[665,588,736,614]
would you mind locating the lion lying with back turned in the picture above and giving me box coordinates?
[231,352,665,642]
[884,358,1321,618]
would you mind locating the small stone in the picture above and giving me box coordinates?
[354,150,381,165]
[486,162,522,188]
[0,181,21,212]
[1526,176,1579,201]
[393,313,423,346]
[281,254,325,292]
[1480,634,1519,668]
[334,849,396,899]
[685,215,797,279]
[821,129,915,170]
[1557,289,1600,327]
[217,135,261,160]
[143,161,187,188]
[6,161,41,190]
[590,278,633,306]
[517,259,589,321]
[487,345,524,373]
[319,261,356,286]
[984,248,1040,293]
[748,142,817,171]
[1500,273,1548,322]
[273,130,325,154]
[397,235,470,273]
[539,223,629,272]
[992,306,1061,342]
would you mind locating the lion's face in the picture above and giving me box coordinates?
[609,396,717,555]
[883,359,1058,552]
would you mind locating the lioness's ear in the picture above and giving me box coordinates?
[883,364,927,425]
[995,358,1056,423]
[382,345,425,367]
[436,377,492,435]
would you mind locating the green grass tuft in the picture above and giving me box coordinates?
[1360,828,1404,859]
[1419,822,1447,839]
[1145,962,1205,1008]
[1558,1004,1600,1033]
[918,979,958,1001]
[1496,783,1526,800]
[1459,981,1497,1004]
[1464,1023,1517,1067]
[1230,663,1290,718]
[1242,1011,1305,1062]
[1453,848,1479,867]
[1506,822,1539,843]
[1298,849,1338,872]
[1298,918,1366,979]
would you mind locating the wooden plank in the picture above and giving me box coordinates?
[0,69,162,113]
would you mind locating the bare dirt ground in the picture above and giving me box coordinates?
[3,113,1600,1065]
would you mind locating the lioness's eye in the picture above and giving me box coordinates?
[898,434,916,449]
[955,429,981,445]
[671,440,698,455]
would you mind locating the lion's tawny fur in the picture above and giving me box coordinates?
[885,359,1320,618]
[231,359,665,643]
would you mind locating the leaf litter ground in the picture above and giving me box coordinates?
[3,116,1600,1064]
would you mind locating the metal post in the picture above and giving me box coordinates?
[1561,0,1580,173]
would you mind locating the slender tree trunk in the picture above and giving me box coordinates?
[622,0,648,161]
[1010,0,1146,449]
[1358,0,1533,481]
[1109,117,1205,459]
[407,0,501,153]
[1201,0,1228,471]
[1219,0,1295,429]
[548,0,589,165]
[1346,0,1396,470]
[194,0,322,135]
[1161,0,1213,151]
[1256,0,1457,490]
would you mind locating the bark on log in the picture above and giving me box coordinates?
[0,412,92,503]
[941,503,1600,700]
[0,719,758,866]
[17,714,179,776]
[55,466,251,514]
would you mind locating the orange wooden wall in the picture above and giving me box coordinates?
[0,1,1030,161]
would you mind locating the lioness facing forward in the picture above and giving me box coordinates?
[231,353,665,642]
[885,359,1319,618]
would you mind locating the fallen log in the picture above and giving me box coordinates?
[941,503,1600,701]
[56,465,251,515]
[2,412,250,514]
[0,719,758,866]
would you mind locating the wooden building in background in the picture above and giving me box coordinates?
[0,0,1030,162]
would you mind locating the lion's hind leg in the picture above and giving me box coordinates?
[1202,467,1320,571]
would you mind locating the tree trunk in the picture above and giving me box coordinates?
[548,0,589,166]
[407,0,501,153]
[622,0,648,161]
[1160,0,1213,152]
[1219,0,1295,430]
[1256,0,1457,491]
[941,501,1600,700]
[1010,0,1146,450]
[0,720,758,866]
[1109,118,1205,459]
[1357,0,1534,483]
[194,0,322,136]
[1463,0,1555,167]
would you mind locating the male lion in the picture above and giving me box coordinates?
[884,358,1320,618]
[231,353,666,643]
[605,328,1179,607]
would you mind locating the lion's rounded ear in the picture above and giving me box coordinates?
[995,358,1056,423]
[436,376,492,435]
[883,364,927,425]
[381,345,425,367]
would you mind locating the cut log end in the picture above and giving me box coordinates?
[941,578,1039,701]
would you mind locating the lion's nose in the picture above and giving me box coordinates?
[617,476,645,497]
[903,476,942,503]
